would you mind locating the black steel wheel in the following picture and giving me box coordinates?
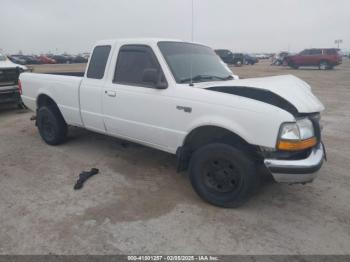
[202,158,243,193]
[189,143,259,207]
[37,106,67,145]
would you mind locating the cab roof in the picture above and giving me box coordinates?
[95,38,184,47]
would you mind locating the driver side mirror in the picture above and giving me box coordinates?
[142,68,167,89]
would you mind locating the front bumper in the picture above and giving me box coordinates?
[264,143,325,183]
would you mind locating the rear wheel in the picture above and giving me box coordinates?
[288,61,299,69]
[319,60,329,70]
[189,143,259,207]
[37,106,67,145]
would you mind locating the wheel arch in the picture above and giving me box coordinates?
[183,125,251,150]
[37,93,58,109]
[176,125,260,172]
[36,93,67,124]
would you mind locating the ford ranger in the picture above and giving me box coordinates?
[20,39,325,207]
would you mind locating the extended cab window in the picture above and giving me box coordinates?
[87,45,111,79]
[114,45,166,88]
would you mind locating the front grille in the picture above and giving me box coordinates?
[0,68,20,87]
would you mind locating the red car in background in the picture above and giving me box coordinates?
[38,55,56,64]
[285,48,342,70]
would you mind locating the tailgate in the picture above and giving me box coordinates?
[0,68,20,87]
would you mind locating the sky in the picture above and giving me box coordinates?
[0,0,349,55]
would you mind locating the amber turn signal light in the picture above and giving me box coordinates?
[277,137,317,151]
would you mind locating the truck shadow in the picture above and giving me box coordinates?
[0,103,27,115]
[65,126,280,219]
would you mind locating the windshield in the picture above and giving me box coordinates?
[0,53,7,61]
[158,41,233,84]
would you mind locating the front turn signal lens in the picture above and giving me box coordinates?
[277,137,317,151]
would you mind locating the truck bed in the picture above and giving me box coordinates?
[20,72,84,126]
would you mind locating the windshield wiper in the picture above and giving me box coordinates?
[180,74,233,83]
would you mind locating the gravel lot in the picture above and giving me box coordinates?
[1,60,350,255]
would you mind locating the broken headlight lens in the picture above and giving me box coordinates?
[277,118,316,151]
[280,118,314,140]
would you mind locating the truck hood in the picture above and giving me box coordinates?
[197,74,325,114]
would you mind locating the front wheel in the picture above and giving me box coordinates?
[37,106,68,145]
[189,143,259,207]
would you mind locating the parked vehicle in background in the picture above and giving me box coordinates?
[271,52,290,66]
[23,55,40,65]
[49,55,72,64]
[21,38,325,207]
[81,52,90,60]
[215,49,244,66]
[285,48,342,70]
[0,52,25,108]
[1,53,28,72]
[255,53,271,59]
[9,55,40,65]
[38,55,56,64]
[8,55,27,65]
[72,55,88,63]
[244,54,258,65]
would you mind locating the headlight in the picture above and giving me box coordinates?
[277,118,317,151]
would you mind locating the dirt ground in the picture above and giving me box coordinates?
[1,59,350,255]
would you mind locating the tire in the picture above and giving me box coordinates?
[275,60,281,66]
[235,60,243,66]
[244,60,249,65]
[288,61,299,69]
[37,106,68,145]
[189,143,259,207]
[319,60,329,70]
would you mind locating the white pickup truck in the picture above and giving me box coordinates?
[20,39,325,207]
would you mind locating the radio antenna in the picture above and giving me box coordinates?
[191,0,194,42]
[189,0,194,86]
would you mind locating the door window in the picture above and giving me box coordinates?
[113,45,166,88]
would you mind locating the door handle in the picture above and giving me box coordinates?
[105,90,116,97]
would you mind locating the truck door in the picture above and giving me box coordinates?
[301,49,313,65]
[79,45,111,133]
[102,44,173,150]
[309,49,322,66]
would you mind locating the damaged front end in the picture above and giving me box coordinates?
[261,113,326,184]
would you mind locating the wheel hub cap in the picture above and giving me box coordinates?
[204,159,241,193]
